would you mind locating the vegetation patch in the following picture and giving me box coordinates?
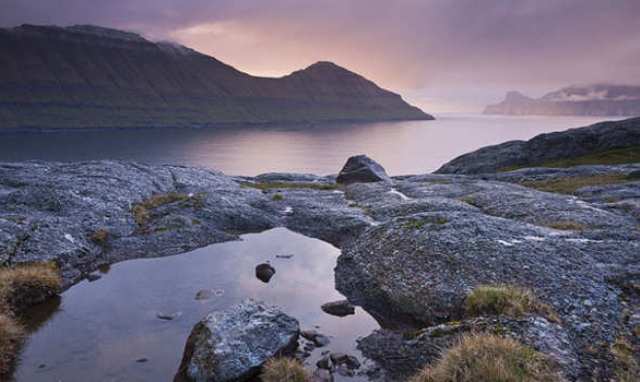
[611,337,640,382]
[241,181,338,191]
[272,193,284,201]
[501,146,640,172]
[261,358,310,382]
[409,334,560,382]
[0,262,62,313]
[0,312,25,375]
[545,221,587,231]
[459,195,481,207]
[465,285,559,322]
[132,192,204,229]
[403,216,448,230]
[88,228,110,246]
[520,174,630,194]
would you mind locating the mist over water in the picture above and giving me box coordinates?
[0,114,622,176]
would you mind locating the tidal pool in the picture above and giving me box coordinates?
[13,228,378,381]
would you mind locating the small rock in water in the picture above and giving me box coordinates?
[321,300,355,317]
[135,358,148,363]
[86,273,101,282]
[312,368,334,382]
[316,355,332,370]
[38,364,46,369]
[276,254,294,259]
[156,311,182,321]
[313,334,330,347]
[255,263,276,283]
[330,353,361,370]
[194,289,224,300]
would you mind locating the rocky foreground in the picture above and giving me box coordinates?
[1,120,640,381]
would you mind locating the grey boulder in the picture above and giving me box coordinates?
[336,155,391,184]
[176,299,299,382]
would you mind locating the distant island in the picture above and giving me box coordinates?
[484,84,640,117]
[0,25,432,129]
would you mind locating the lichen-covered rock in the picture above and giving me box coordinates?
[336,155,391,185]
[176,300,299,382]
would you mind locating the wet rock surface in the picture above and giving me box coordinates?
[176,299,299,381]
[321,300,356,317]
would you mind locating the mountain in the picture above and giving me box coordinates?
[0,24,432,129]
[484,84,640,117]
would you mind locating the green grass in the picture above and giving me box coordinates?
[501,146,640,172]
[403,216,448,230]
[409,334,561,382]
[465,285,559,322]
[240,181,339,191]
[545,221,587,231]
[520,174,632,194]
[272,193,284,201]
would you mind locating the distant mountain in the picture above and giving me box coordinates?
[484,84,640,117]
[0,25,432,129]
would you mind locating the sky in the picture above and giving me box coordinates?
[2,0,639,112]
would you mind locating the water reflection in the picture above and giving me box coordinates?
[14,228,379,382]
[0,114,620,176]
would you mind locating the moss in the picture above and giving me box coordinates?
[88,228,109,246]
[0,313,25,375]
[611,337,640,382]
[403,216,448,230]
[261,358,310,382]
[132,192,203,229]
[241,181,338,191]
[0,262,62,313]
[408,334,561,382]
[465,285,559,322]
[459,195,481,207]
[545,221,587,231]
[272,193,284,201]
[520,174,630,194]
[501,146,640,172]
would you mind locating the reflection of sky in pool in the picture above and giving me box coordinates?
[14,228,378,381]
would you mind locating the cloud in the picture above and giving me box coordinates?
[2,0,639,111]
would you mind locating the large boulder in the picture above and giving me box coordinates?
[436,117,640,174]
[336,155,391,185]
[176,300,299,382]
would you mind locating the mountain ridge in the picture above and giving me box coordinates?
[0,24,432,129]
[484,84,640,117]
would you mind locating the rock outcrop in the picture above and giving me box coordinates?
[485,84,640,117]
[1,133,640,380]
[336,155,391,184]
[0,25,432,129]
[436,116,640,174]
[176,300,299,381]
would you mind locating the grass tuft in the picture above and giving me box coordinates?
[545,221,587,231]
[272,193,284,201]
[88,229,110,246]
[0,262,62,313]
[408,334,561,382]
[611,337,640,382]
[241,181,338,191]
[261,358,310,382]
[132,192,203,229]
[465,285,559,322]
[0,313,25,375]
[520,174,630,195]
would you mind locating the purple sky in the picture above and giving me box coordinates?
[2,0,639,112]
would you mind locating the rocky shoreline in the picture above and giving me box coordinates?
[1,118,640,380]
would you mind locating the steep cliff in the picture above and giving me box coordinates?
[0,25,432,129]
[484,84,640,117]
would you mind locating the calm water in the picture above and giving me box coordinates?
[14,228,378,382]
[0,114,621,176]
